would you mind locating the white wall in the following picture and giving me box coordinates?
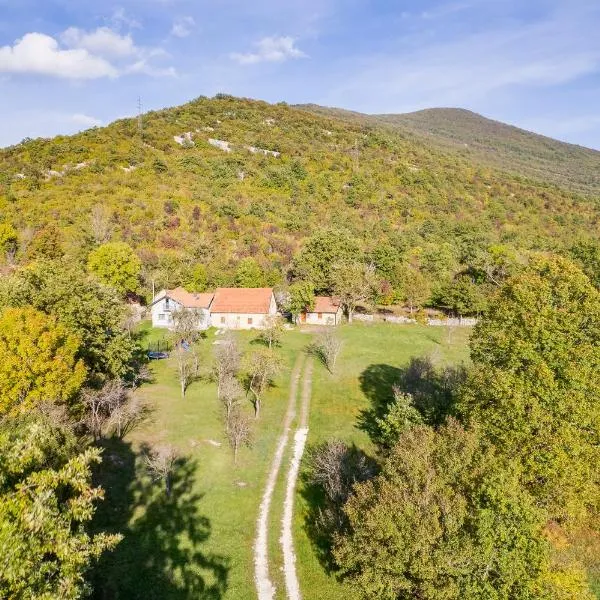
[151,298,210,330]
[212,293,278,329]
[305,309,341,325]
[211,312,270,330]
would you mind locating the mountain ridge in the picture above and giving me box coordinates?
[295,104,600,197]
[0,94,598,300]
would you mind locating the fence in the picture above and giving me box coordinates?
[354,313,478,327]
[147,338,172,353]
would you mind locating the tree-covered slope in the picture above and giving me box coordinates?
[0,95,598,297]
[301,104,600,197]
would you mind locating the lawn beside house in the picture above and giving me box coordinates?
[90,322,472,600]
[294,323,472,599]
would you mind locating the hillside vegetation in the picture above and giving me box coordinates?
[300,104,600,197]
[0,95,599,306]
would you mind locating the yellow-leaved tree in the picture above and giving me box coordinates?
[0,307,86,414]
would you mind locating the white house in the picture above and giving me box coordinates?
[210,287,277,329]
[301,296,343,325]
[150,287,214,329]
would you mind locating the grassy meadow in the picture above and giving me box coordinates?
[90,322,471,599]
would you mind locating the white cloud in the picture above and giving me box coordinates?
[0,29,174,80]
[230,36,306,65]
[111,7,142,30]
[61,27,137,58]
[125,59,176,77]
[71,113,103,127]
[0,33,117,79]
[171,16,195,38]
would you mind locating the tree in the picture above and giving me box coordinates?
[288,281,315,322]
[26,225,64,260]
[226,408,252,463]
[434,273,487,316]
[0,222,17,263]
[293,229,361,292]
[144,444,179,497]
[245,348,282,418]
[213,333,242,398]
[170,307,204,398]
[89,204,112,244]
[234,257,265,287]
[219,373,244,425]
[396,265,431,314]
[569,239,600,289]
[374,387,423,449]
[306,440,375,547]
[171,307,205,343]
[458,255,600,523]
[82,378,141,438]
[87,242,141,295]
[334,420,557,600]
[0,260,139,379]
[473,244,520,286]
[174,344,196,398]
[183,263,208,292]
[314,329,342,374]
[258,314,285,348]
[331,262,377,323]
[0,307,86,415]
[0,413,120,599]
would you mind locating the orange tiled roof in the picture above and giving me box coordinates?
[211,288,274,314]
[162,287,214,309]
[310,296,341,314]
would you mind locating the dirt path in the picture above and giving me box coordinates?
[281,358,313,600]
[254,353,305,600]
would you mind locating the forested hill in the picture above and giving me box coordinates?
[0,94,599,301]
[299,104,600,197]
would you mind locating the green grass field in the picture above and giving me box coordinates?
[90,322,471,599]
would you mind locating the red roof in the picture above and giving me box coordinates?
[157,287,214,309]
[211,288,274,314]
[310,296,341,314]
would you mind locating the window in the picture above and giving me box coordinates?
[318,313,323,319]
[220,316,226,324]
[248,317,253,325]
[158,313,165,321]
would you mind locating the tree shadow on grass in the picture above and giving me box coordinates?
[299,442,377,576]
[90,438,229,600]
[357,356,467,440]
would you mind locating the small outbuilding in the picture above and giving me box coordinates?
[301,296,343,325]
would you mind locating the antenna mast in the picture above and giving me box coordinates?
[137,96,143,137]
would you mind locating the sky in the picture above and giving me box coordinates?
[1,0,600,149]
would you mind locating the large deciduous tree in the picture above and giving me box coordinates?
[87,242,141,295]
[396,264,431,314]
[292,229,361,293]
[334,420,573,600]
[458,255,600,523]
[234,257,266,288]
[0,413,120,599]
[331,261,377,323]
[0,260,139,379]
[0,307,86,415]
[288,281,315,323]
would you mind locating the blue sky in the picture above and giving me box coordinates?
[1,0,600,149]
